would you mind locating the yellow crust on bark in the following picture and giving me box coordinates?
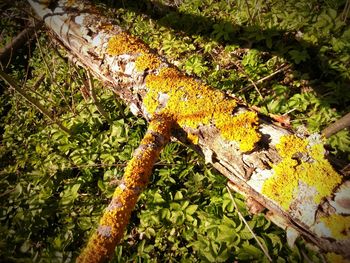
[107,32,160,71]
[262,135,342,210]
[144,68,260,151]
[77,115,172,263]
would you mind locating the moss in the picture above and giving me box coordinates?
[262,135,342,210]
[320,214,350,240]
[107,32,160,71]
[144,68,261,152]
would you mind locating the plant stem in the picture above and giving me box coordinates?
[239,64,291,93]
[34,30,75,113]
[226,185,272,262]
[0,21,42,68]
[0,69,71,135]
[87,71,113,125]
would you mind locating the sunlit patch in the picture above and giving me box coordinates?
[262,135,342,210]
[107,32,160,71]
[144,68,260,151]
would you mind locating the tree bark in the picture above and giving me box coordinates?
[78,115,173,263]
[322,112,350,138]
[27,0,350,259]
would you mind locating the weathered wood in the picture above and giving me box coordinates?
[322,112,350,138]
[78,115,173,263]
[27,0,350,259]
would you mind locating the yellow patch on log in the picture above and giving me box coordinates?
[107,32,160,71]
[144,68,260,151]
[77,115,173,263]
[262,135,342,210]
[320,214,350,240]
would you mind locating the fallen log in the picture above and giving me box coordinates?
[27,0,350,260]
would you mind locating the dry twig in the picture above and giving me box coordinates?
[0,69,71,135]
[226,185,273,262]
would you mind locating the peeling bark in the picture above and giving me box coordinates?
[27,0,350,259]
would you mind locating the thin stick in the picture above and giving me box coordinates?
[342,0,350,22]
[87,71,113,124]
[233,61,263,99]
[244,0,253,24]
[0,21,42,68]
[226,185,273,262]
[34,29,74,113]
[322,112,350,138]
[239,64,291,93]
[0,69,71,135]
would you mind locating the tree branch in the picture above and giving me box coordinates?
[78,115,173,263]
[26,0,350,259]
[0,21,42,68]
[0,69,71,135]
[322,112,350,138]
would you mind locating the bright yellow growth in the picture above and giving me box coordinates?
[187,133,199,144]
[214,110,260,152]
[326,252,350,263]
[107,32,160,71]
[135,53,161,71]
[276,134,308,158]
[144,67,261,151]
[108,33,260,151]
[77,116,172,263]
[320,214,350,240]
[262,135,342,210]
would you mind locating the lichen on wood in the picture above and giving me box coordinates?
[77,115,173,263]
[107,32,161,71]
[143,67,260,151]
[262,134,342,211]
[27,0,350,259]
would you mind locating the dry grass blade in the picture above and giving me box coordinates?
[226,185,273,262]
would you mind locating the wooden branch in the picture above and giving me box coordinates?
[0,69,71,135]
[27,0,350,259]
[78,115,173,263]
[0,21,42,68]
[322,112,350,138]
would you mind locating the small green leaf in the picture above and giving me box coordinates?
[185,205,198,215]
[60,184,81,205]
[238,225,254,240]
[174,191,183,201]
[20,240,31,253]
